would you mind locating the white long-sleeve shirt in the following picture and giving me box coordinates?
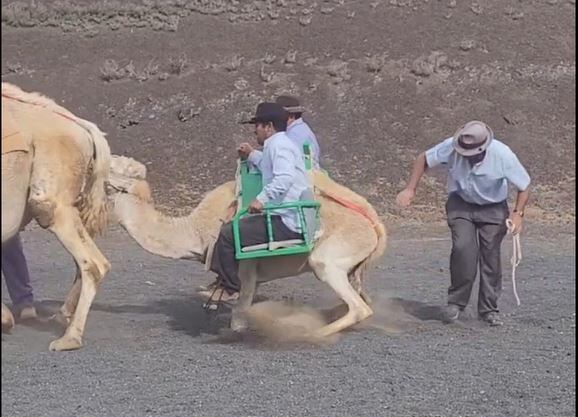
[247,132,311,232]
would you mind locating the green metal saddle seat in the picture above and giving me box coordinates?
[232,143,320,260]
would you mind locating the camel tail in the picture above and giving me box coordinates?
[75,119,112,237]
[352,220,387,286]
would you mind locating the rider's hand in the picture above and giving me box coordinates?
[237,143,254,159]
[395,187,415,208]
[248,199,264,214]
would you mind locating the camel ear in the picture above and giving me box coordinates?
[128,180,153,203]
[111,154,147,179]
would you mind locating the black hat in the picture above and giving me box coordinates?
[275,95,306,113]
[242,102,289,124]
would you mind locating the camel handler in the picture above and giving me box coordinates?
[396,121,531,326]
[275,95,321,169]
[198,102,311,302]
[2,234,38,320]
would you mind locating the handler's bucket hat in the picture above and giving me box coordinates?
[453,120,494,156]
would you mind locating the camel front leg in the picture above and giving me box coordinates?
[47,206,110,351]
[230,260,258,332]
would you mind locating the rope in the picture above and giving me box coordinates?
[505,219,522,306]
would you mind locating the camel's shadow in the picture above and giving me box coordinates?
[29,295,455,341]
[34,296,236,338]
[34,294,268,339]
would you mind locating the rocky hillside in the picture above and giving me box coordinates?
[2,0,575,224]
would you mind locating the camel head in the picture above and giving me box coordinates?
[108,155,152,203]
[106,154,209,261]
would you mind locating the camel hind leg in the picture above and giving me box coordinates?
[310,247,373,338]
[350,267,373,305]
[46,205,110,351]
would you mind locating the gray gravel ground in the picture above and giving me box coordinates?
[2,223,575,417]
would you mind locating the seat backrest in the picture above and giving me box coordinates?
[300,143,320,242]
[238,160,263,210]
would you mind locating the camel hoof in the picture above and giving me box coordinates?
[49,336,83,351]
[230,315,248,332]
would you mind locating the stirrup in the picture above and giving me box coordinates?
[202,285,225,313]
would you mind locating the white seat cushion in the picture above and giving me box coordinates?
[241,239,305,252]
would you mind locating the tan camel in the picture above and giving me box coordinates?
[1,82,111,351]
[109,155,387,337]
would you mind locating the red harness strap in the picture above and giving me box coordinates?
[319,191,380,229]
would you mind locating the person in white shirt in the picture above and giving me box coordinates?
[199,102,310,302]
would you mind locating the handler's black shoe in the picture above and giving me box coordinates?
[479,312,503,326]
[442,304,461,324]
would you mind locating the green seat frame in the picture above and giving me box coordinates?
[232,144,320,260]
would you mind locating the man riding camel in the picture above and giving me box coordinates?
[198,102,311,302]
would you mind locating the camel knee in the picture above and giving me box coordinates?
[80,257,109,284]
[28,195,57,229]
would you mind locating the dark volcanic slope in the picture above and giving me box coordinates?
[2,0,575,222]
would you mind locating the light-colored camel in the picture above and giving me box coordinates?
[1,82,111,351]
[109,155,387,337]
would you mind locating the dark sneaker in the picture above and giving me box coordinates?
[480,312,503,326]
[198,287,239,303]
[442,304,461,324]
[196,280,220,292]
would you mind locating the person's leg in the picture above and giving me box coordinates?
[444,194,479,322]
[476,201,509,326]
[447,219,479,309]
[209,215,301,294]
[1,234,36,319]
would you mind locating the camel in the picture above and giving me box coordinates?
[1,82,111,351]
[108,155,387,337]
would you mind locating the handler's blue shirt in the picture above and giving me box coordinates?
[426,137,531,205]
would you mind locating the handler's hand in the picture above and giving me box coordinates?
[396,188,415,208]
[507,212,523,235]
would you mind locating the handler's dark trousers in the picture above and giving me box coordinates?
[445,193,509,315]
[2,234,34,309]
[210,215,302,293]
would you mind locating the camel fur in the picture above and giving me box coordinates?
[109,155,387,337]
[1,83,111,351]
